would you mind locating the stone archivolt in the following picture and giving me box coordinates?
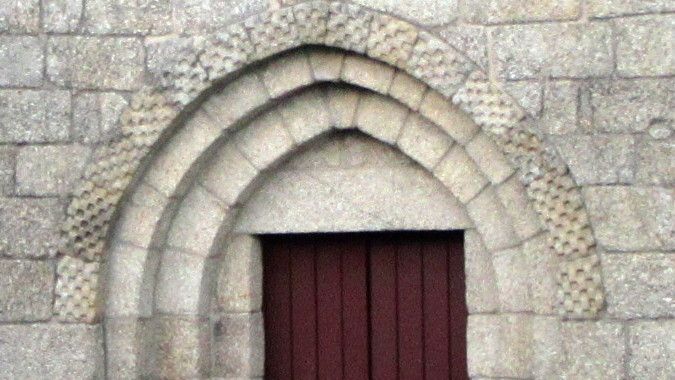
[56,1,603,327]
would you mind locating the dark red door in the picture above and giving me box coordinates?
[262,232,467,380]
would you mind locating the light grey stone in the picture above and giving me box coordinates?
[105,318,143,379]
[342,55,395,94]
[308,50,344,82]
[464,230,498,313]
[397,113,453,170]
[439,24,488,70]
[531,317,565,379]
[0,146,15,195]
[419,91,479,144]
[538,80,579,135]
[0,198,61,259]
[73,92,128,143]
[217,235,262,313]
[352,0,458,26]
[636,138,675,185]
[0,324,103,378]
[467,188,520,251]
[0,89,70,144]
[495,176,544,240]
[648,119,673,140]
[150,317,210,379]
[388,71,427,111]
[590,79,674,133]
[262,52,313,98]
[560,321,626,379]
[603,253,675,318]
[628,321,675,380]
[467,314,533,378]
[105,242,153,317]
[213,312,264,377]
[553,134,635,184]
[325,87,360,129]
[588,0,675,18]
[234,111,295,170]
[462,0,580,24]
[43,0,82,32]
[465,132,514,184]
[502,80,543,117]
[493,22,612,79]
[16,145,91,196]
[82,0,172,34]
[492,247,531,312]
[173,0,266,33]
[433,146,488,203]
[277,88,332,143]
[0,0,39,33]
[522,234,560,314]
[47,37,144,90]
[200,142,259,207]
[155,248,211,315]
[0,260,53,322]
[355,93,409,144]
[0,36,43,87]
[615,15,675,77]
[202,72,270,128]
[584,186,674,250]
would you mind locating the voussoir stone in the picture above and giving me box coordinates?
[628,321,675,380]
[0,260,53,322]
[0,198,62,259]
[397,113,453,170]
[0,89,70,144]
[0,36,43,87]
[47,37,144,90]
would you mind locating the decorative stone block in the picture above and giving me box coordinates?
[590,79,674,133]
[217,235,262,313]
[73,92,128,144]
[628,321,675,380]
[419,91,478,144]
[0,36,43,86]
[341,54,395,94]
[213,312,264,377]
[397,113,453,169]
[433,146,488,203]
[560,321,626,379]
[325,3,372,53]
[584,186,674,250]
[553,134,635,185]
[462,0,580,24]
[16,145,91,196]
[0,89,70,143]
[502,80,543,117]
[408,32,472,97]
[261,52,313,98]
[0,324,103,378]
[200,143,258,207]
[245,7,299,60]
[465,132,514,184]
[42,0,81,32]
[47,37,144,91]
[439,24,488,70]
[201,25,254,81]
[277,88,332,143]
[308,50,344,81]
[234,111,295,169]
[615,15,675,77]
[82,0,172,34]
[355,93,408,144]
[366,14,417,67]
[467,188,520,251]
[0,0,39,33]
[603,253,675,318]
[493,23,612,79]
[0,198,61,259]
[464,230,498,313]
[388,71,427,111]
[54,256,99,322]
[558,255,605,317]
[0,260,53,322]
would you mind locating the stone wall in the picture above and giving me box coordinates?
[0,0,672,378]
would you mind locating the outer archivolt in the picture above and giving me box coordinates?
[55,2,603,323]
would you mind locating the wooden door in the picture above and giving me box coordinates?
[262,232,467,380]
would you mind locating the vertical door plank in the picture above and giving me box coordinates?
[263,238,293,378]
[316,238,343,379]
[342,237,369,380]
[422,238,451,379]
[291,238,318,379]
[397,239,424,380]
[448,237,468,380]
[369,238,399,380]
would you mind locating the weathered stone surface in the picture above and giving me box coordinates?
[155,249,211,314]
[465,132,513,184]
[603,253,675,318]
[588,0,675,17]
[0,260,53,322]
[150,317,209,379]
[388,71,427,111]
[636,138,675,185]
[434,146,488,203]
[202,72,270,127]
[213,312,264,377]
[523,234,559,314]
[0,36,43,87]
[560,321,625,379]
[493,23,612,79]
[356,93,408,144]
[73,92,128,143]
[308,50,344,81]
[173,0,266,33]
[352,0,458,25]
[467,188,519,251]
[584,186,674,250]
[0,324,103,378]
[0,90,70,144]
[234,111,295,169]
[492,247,531,312]
[462,0,579,24]
[615,15,675,77]
[82,0,172,34]
[104,318,142,379]
[397,113,453,169]
[0,0,39,33]
[0,198,61,259]
[217,235,262,313]
[105,243,151,317]
[553,134,635,185]
[503,80,543,117]
[495,176,543,240]
[200,143,259,207]
[325,87,360,129]
[47,37,144,90]
[43,0,81,32]
[342,54,395,94]
[261,52,313,98]
[538,80,578,135]
[16,145,91,196]
[439,24,488,69]
[0,146,14,195]
[628,321,675,380]
[419,91,478,144]
[278,88,332,143]
[590,79,674,133]
[464,230,498,312]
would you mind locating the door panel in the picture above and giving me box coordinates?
[262,232,467,380]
